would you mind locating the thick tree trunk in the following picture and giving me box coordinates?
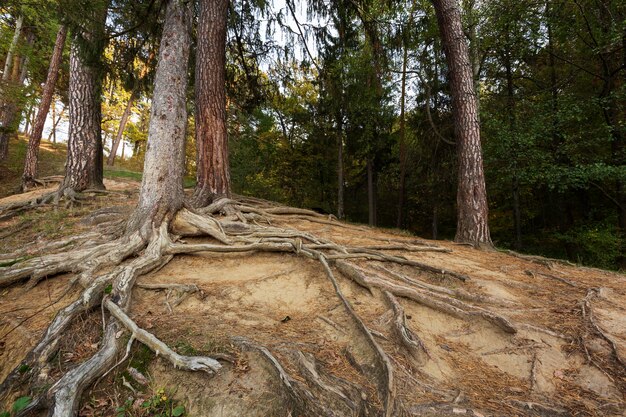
[22,24,67,190]
[107,91,135,166]
[60,36,105,192]
[432,0,492,248]
[127,0,192,236]
[192,0,230,206]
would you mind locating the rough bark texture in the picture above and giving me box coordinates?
[22,25,68,189]
[127,0,192,235]
[432,0,492,248]
[61,38,105,192]
[192,0,231,207]
[106,91,136,166]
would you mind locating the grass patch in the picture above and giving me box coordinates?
[104,167,143,182]
[0,136,67,198]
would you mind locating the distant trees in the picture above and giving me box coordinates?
[0,0,622,268]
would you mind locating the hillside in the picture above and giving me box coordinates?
[0,175,624,416]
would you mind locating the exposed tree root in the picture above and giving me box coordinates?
[105,300,221,373]
[582,288,626,369]
[1,197,624,416]
[384,291,429,359]
[335,261,516,334]
[0,186,132,221]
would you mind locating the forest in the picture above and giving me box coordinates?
[1,0,624,269]
[0,0,625,416]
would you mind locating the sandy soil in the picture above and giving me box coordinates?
[0,188,624,417]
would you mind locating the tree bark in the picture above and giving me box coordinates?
[61,36,105,192]
[1,15,22,82]
[107,91,136,166]
[22,24,68,190]
[337,127,345,219]
[432,0,492,248]
[0,15,24,160]
[127,0,192,236]
[192,0,230,206]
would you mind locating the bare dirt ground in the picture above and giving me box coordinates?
[0,184,624,417]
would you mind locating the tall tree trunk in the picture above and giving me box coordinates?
[107,91,136,166]
[504,45,522,250]
[60,5,108,193]
[192,0,230,206]
[23,103,33,134]
[127,0,192,236]
[397,42,409,229]
[432,204,439,239]
[1,15,23,82]
[432,0,492,248]
[335,1,347,220]
[22,25,68,190]
[337,126,345,219]
[48,103,65,143]
[0,16,24,160]
[61,38,105,192]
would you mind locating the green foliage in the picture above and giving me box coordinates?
[0,396,32,416]
[115,389,185,417]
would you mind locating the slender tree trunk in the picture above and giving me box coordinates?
[22,25,68,190]
[504,46,522,250]
[23,103,32,134]
[337,127,345,219]
[107,91,136,166]
[121,140,125,160]
[1,15,22,82]
[432,0,492,248]
[48,103,65,143]
[367,159,377,226]
[192,0,230,206]
[336,1,347,220]
[432,204,438,239]
[397,42,409,228]
[0,16,24,160]
[60,5,108,193]
[49,101,56,142]
[127,0,192,236]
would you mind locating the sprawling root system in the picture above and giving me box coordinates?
[0,195,625,416]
